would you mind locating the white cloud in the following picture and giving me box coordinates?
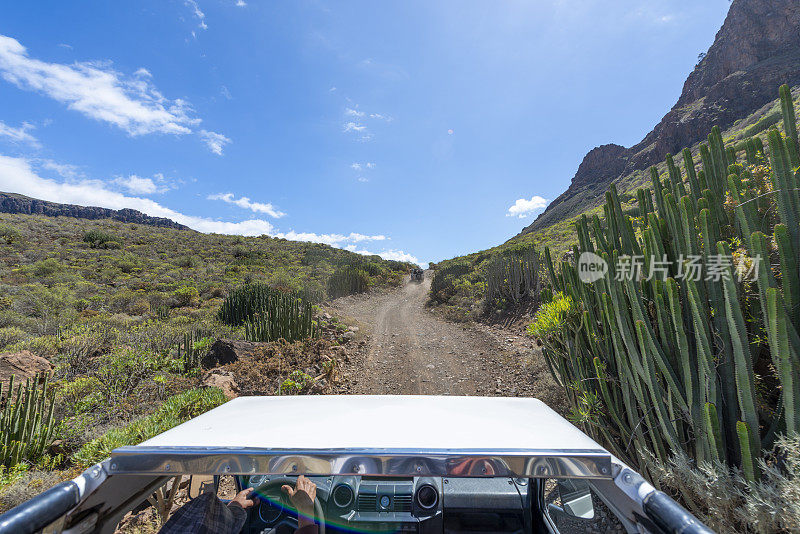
[506,196,549,218]
[345,107,364,117]
[343,122,366,133]
[208,192,285,218]
[199,130,231,155]
[235,0,247,6]
[276,231,386,246]
[0,121,38,146]
[357,177,369,183]
[114,174,172,195]
[185,0,208,30]
[0,35,197,136]
[1,154,402,256]
[220,85,232,100]
[57,43,72,50]
[351,162,375,172]
[0,34,228,154]
[344,245,422,266]
[39,159,84,180]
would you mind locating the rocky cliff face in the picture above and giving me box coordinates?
[522,0,800,235]
[0,192,188,230]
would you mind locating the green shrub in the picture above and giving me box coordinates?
[83,230,120,249]
[73,387,227,467]
[0,224,21,245]
[744,109,781,137]
[172,286,199,307]
[277,370,313,395]
[31,258,63,277]
[526,292,574,340]
[0,327,26,349]
[430,262,472,303]
[56,376,104,415]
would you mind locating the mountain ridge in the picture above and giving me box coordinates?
[0,192,189,230]
[520,0,800,236]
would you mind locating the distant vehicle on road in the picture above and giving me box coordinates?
[411,268,424,282]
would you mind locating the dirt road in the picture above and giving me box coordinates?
[326,274,565,406]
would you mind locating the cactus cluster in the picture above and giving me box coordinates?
[1,374,57,467]
[484,245,541,307]
[177,329,212,372]
[536,84,800,480]
[327,265,369,299]
[218,283,316,343]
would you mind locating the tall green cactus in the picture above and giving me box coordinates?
[780,84,799,167]
[218,283,317,343]
[1,374,57,467]
[532,84,800,478]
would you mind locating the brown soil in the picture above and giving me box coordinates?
[326,273,565,409]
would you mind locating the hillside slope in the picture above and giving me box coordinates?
[431,83,800,317]
[522,0,800,235]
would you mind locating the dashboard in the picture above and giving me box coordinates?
[240,475,538,534]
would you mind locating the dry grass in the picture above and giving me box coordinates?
[647,435,800,533]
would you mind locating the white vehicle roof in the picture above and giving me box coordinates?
[110,395,612,479]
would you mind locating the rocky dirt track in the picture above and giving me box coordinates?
[326,273,565,408]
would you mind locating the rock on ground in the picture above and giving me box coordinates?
[202,339,263,368]
[201,370,239,399]
[0,351,53,387]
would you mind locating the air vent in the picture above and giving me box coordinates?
[332,485,354,508]
[415,484,439,510]
[357,494,377,512]
[394,494,412,512]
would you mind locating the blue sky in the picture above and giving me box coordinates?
[0,1,730,265]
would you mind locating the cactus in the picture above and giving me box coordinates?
[737,421,757,483]
[218,283,316,343]
[0,374,57,467]
[529,84,800,479]
[780,84,799,167]
[178,329,212,372]
[327,265,370,299]
[484,245,541,307]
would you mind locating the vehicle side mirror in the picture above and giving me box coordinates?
[553,479,595,520]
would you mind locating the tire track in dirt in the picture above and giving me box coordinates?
[326,273,564,405]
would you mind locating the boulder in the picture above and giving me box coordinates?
[202,371,239,399]
[201,339,262,368]
[0,351,53,387]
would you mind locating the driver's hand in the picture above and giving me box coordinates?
[231,487,255,510]
[281,476,316,525]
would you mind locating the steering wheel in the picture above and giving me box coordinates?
[251,477,326,534]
